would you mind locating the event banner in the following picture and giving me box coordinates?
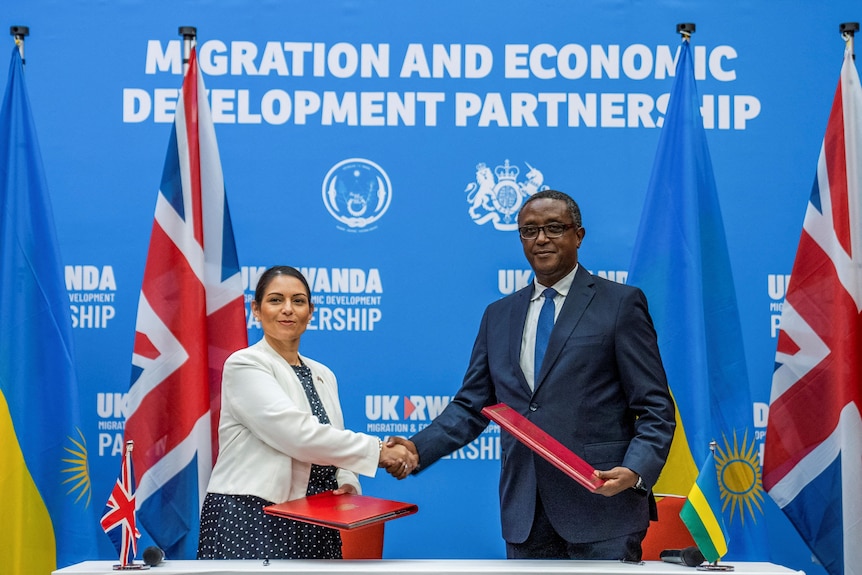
[2,1,857,572]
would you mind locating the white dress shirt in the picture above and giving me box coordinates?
[519,265,578,391]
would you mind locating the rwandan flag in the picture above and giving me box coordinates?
[681,448,730,563]
[0,44,98,571]
[626,31,768,559]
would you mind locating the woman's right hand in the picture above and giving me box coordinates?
[378,437,419,479]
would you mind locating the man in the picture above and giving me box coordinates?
[388,190,675,560]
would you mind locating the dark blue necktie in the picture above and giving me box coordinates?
[534,287,557,383]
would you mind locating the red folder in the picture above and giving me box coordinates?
[481,402,605,492]
[263,491,418,530]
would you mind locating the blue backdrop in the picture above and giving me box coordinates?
[3,2,856,573]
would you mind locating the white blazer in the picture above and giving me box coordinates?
[205,338,380,504]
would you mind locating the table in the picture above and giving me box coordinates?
[53,560,804,575]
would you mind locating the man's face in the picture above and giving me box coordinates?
[518,198,585,287]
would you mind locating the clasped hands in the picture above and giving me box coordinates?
[376,436,419,480]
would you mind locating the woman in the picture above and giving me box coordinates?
[197,265,416,560]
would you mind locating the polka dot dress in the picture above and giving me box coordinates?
[197,362,343,560]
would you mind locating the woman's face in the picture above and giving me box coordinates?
[252,274,314,344]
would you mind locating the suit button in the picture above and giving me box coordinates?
[529,403,538,411]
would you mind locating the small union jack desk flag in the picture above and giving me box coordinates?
[100,440,141,568]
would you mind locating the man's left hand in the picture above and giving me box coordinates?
[593,466,639,497]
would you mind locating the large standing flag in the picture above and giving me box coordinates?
[626,29,768,560]
[680,447,730,563]
[0,44,98,571]
[100,441,141,566]
[123,45,248,559]
[763,34,862,575]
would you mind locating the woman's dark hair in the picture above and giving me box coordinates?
[253,266,311,305]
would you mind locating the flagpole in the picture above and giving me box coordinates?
[677,22,695,41]
[841,22,858,57]
[179,26,196,74]
[9,25,28,65]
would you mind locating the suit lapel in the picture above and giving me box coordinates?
[509,285,532,395]
[534,266,595,391]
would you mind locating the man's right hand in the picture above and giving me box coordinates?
[381,436,419,480]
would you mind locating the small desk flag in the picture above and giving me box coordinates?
[100,441,141,567]
[681,448,729,563]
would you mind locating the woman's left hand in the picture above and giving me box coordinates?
[332,484,358,495]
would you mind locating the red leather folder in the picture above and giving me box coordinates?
[481,402,605,492]
[263,491,418,530]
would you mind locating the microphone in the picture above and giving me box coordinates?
[660,546,705,567]
[142,546,165,567]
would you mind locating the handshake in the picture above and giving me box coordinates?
[377,436,419,480]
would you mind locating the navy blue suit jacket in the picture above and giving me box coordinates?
[411,265,675,544]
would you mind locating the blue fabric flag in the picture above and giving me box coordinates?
[626,35,768,560]
[0,45,98,571]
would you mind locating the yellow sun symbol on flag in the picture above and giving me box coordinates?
[714,429,765,525]
[62,427,92,507]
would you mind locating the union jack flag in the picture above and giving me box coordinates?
[123,46,248,559]
[764,39,862,575]
[100,441,140,566]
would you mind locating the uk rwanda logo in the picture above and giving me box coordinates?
[464,159,549,231]
[322,158,392,231]
[365,395,451,421]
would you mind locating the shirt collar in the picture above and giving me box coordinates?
[531,264,578,301]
